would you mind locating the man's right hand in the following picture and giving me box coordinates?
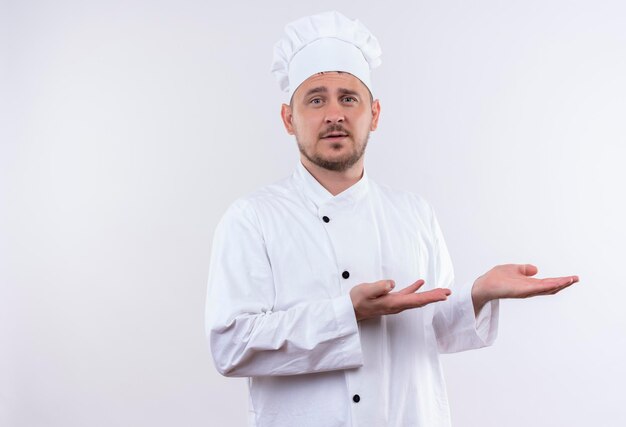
[349,279,451,321]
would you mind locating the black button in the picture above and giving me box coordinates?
[342,271,350,279]
[322,216,330,223]
[352,394,360,403]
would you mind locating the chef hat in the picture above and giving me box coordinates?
[271,11,382,101]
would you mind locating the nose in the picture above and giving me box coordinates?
[324,100,345,124]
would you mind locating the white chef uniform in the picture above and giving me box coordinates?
[206,161,499,427]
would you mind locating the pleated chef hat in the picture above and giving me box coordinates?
[271,11,382,101]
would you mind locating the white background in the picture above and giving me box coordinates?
[2,1,625,426]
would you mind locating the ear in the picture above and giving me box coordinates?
[370,99,381,131]
[280,103,295,135]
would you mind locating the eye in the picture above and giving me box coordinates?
[342,96,357,103]
[309,98,323,105]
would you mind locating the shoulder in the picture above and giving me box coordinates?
[234,174,297,211]
[217,175,297,230]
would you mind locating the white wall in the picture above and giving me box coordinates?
[2,1,625,426]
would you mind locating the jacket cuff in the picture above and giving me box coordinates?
[474,293,499,346]
[331,294,363,366]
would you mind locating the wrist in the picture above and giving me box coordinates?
[471,277,491,312]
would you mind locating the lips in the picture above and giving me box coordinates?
[322,133,348,139]
[320,125,350,140]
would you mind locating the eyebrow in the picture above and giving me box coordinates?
[303,86,327,97]
[303,87,361,98]
[338,88,360,97]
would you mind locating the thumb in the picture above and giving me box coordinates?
[520,264,538,277]
[363,280,395,299]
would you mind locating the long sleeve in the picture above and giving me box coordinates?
[205,200,363,377]
[428,205,499,353]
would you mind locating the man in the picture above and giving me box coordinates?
[205,11,578,427]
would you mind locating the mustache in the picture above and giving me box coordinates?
[319,124,351,139]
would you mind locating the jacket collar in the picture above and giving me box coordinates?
[293,160,370,210]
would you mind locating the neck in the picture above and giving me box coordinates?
[300,157,364,196]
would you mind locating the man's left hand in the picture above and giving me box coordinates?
[471,264,579,315]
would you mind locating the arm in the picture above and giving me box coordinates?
[428,206,500,353]
[205,200,363,377]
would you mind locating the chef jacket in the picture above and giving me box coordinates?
[206,161,499,427]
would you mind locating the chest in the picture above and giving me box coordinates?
[258,196,434,309]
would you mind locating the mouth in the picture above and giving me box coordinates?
[321,132,349,141]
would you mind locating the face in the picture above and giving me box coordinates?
[281,72,380,172]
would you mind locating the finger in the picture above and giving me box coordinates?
[520,264,538,277]
[393,288,451,310]
[364,280,396,299]
[538,276,579,296]
[547,285,570,295]
[553,277,579,293]
[523,276,578,297]
[542,275,579,288]
[534,285,569,296]
[397,279,425,295]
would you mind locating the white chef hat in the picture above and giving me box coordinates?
[271,11,382,101]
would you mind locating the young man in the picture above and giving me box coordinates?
[206,11,578,427]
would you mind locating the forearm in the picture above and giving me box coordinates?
[433,281,499,353]
[209,295,363,377]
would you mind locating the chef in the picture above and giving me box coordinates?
[205,10,579,427]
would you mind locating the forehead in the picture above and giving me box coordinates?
[293,71,369,97]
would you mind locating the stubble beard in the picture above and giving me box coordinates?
[296,132,370,172]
